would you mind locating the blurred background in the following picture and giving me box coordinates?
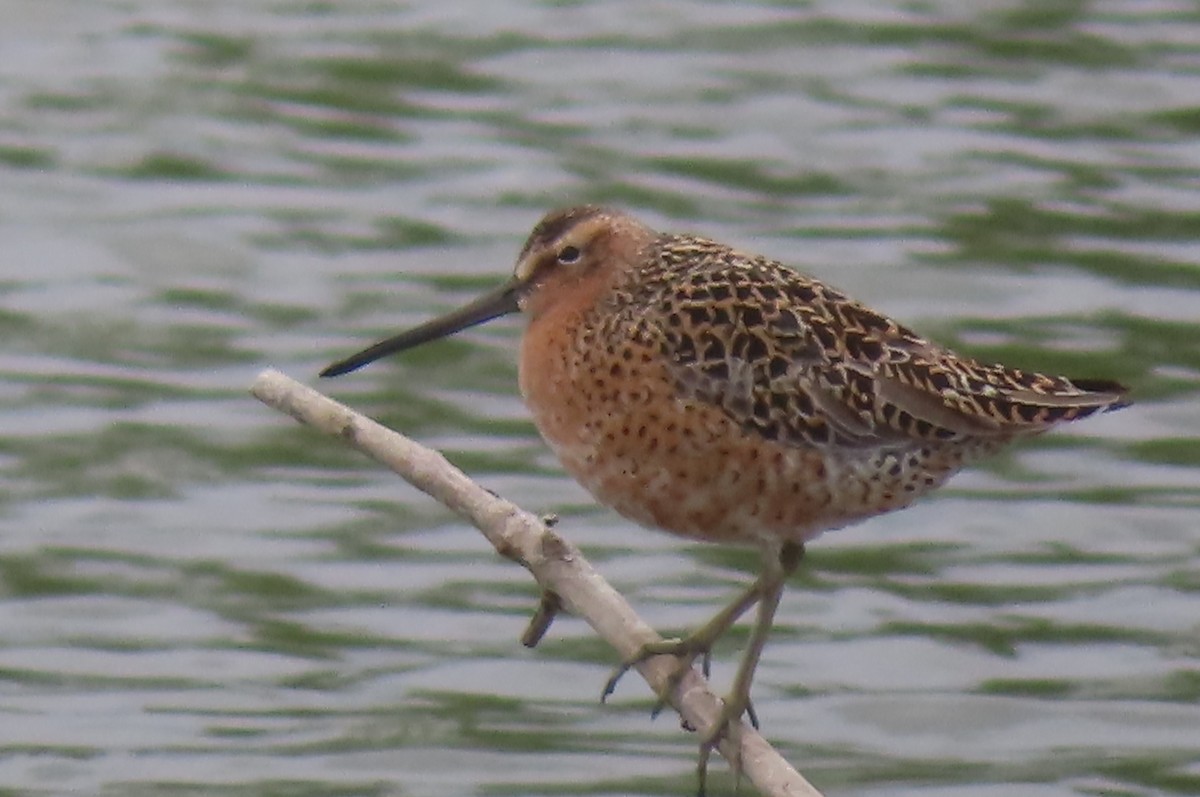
[1,1,1198,795]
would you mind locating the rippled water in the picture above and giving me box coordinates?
[2,2,1198,795]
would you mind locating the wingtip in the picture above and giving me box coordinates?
[1069,378,1131,412]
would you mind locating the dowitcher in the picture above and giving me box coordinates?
[321,205,1128,790]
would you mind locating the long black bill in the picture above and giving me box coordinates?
[320,278,523,377]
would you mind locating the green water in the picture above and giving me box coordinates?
[1,2,1197,796]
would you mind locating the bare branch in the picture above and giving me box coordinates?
[251,368,825,797]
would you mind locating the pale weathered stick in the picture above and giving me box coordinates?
[251,368,825,797]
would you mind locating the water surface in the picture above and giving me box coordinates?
[1,2,1198,796]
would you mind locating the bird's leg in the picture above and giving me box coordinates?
[601,567,768,707]
[696,541,804,796]
[700,651,760,730]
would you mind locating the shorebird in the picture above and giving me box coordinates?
[321,205,1128,792]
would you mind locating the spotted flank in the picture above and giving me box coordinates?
[320,204,1129,792]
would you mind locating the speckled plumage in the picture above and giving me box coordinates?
[513,206,1126,548]
[321,204,1128,790]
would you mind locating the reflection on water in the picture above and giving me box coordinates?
[1,1,1197,795]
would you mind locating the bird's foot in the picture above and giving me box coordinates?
[601,635,710,713]
[695,690,753,797]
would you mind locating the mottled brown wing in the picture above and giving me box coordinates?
[641,245,1126,449]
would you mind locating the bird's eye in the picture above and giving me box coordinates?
[557,245,581,264]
